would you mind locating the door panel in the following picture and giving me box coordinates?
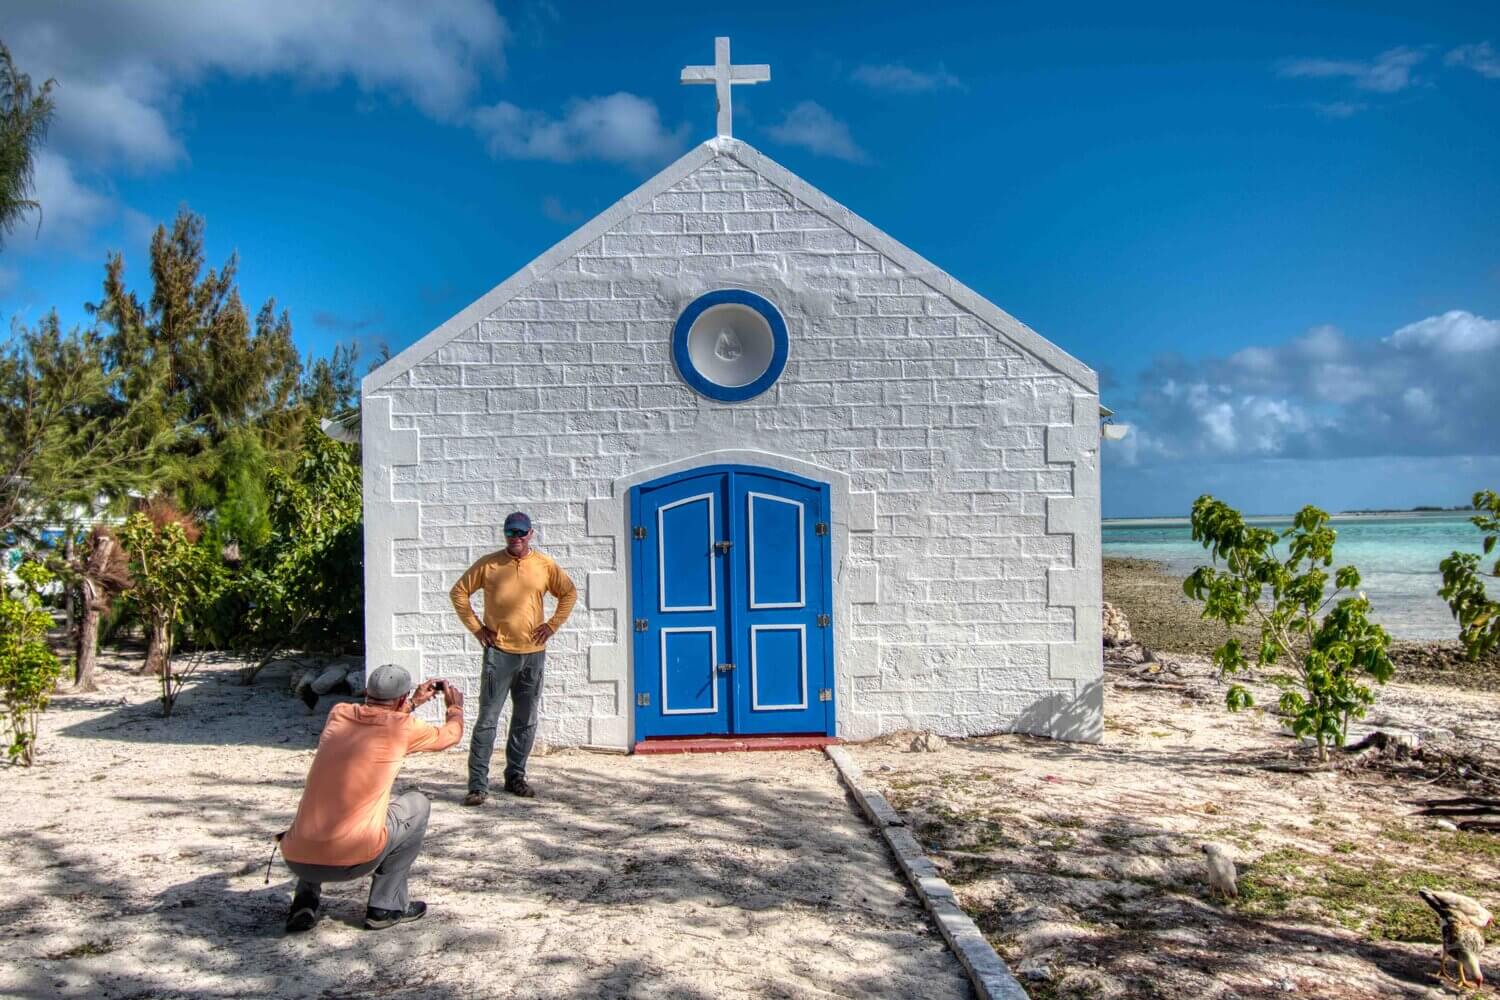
[730,471,830,735]
[660,627,719,715]
[747,492,804,608]
[658,493,717,612]
[632,465,833,740]
[749,624,807,710]
[633,472,730,737]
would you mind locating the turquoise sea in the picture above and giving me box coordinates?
[1102,512,1493,640]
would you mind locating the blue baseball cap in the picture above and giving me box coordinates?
[504,511,531,534]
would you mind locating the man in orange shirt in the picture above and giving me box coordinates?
[280,663,464,932]
[449,511,576,804]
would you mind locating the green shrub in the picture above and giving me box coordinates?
[1184,496,1394,761]
[0,561,65,764]
[236,424,362,680]
[1439,489,1500,660]
[117,513,224,715]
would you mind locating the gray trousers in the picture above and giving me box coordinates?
[284,790,430,912]
[467,646,544,794]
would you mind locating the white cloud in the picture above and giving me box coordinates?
[1447,42,1500,79]
[1111,310,1500,466]
[19,150,114,249]
[766,101,867,163]
[49,79,185,171]
[1311,100,1369,119]
[472,93,689,165]
[2,1,507,253]
[8,2,507,142]
[1387,310,1500,353]
[852,63,964,94]
[1278,46,1427,93]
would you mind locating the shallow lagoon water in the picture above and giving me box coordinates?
[1103,511,1491,640]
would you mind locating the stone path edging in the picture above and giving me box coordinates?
[825,746,1030,1000]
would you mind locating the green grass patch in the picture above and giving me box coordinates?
[1237,847,1494,943]
[45,939,115,960]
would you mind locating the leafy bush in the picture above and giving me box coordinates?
[117,512,224,715]
[1,560,65,764]
[1439,489,1500,660]
[1184,496,1394,761]
[236,424,362,680]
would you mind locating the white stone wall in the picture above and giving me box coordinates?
[363,146,1102,748]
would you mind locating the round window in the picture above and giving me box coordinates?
[671,290,788,402]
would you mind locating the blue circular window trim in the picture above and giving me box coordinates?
[671,289,789,402]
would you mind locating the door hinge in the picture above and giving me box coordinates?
[634,618,649,632]
[817,613,831,628]
[819,688,833,702]
[636,692,650,707]
[716,662,735,673]
[815,521,829,536]
[632,525,647,540]
[714,540,732,554]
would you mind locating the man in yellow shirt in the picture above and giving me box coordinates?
[449,511,576,803]
[280,663,464,932]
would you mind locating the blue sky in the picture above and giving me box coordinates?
[3,1,1498,517]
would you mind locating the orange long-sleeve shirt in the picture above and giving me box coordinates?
[449,549,577,654]
[281,702,462,867]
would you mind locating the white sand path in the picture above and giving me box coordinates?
[1,657,971,999]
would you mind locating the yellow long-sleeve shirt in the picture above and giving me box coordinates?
[449,549,577,654]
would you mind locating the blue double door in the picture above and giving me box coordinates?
[631,466,834,739]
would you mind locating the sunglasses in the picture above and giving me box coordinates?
[504,528,530,539]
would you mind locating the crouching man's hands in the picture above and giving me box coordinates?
[410,680,439,709]
[410,678,464,713]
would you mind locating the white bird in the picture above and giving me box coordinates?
[1201,843,1238,900]
[1419,888,1491,989]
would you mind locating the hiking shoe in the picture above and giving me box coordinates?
[364,901,426,930]
[504,776,536,798]
[285,890,320,933]
[462,790,487,807]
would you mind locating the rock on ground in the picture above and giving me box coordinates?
[1102,600,1133,646]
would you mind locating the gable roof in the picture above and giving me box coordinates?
[363,137,1096,396]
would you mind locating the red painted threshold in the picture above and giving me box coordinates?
[633,735,841,755]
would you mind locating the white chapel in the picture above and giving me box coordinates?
[359,39,1105,751]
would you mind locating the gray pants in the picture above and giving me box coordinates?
[284,790,430,912]
[467,646,544,794]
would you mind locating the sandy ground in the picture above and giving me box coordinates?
[1,652,971,1000]
[848,657,1500,1000]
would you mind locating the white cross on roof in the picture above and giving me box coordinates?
[681,37,770,139]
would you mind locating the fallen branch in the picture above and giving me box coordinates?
[1408,796,1500,816]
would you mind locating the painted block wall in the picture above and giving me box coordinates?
[362,142,1102,749]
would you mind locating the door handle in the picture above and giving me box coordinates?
[714,540,732,554]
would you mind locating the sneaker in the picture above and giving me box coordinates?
[365,901,427,930]
[504,776,536,798]
[462,790,487,807]
[285,890,320,933]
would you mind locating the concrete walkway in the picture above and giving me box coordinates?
[2,658,972,999]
